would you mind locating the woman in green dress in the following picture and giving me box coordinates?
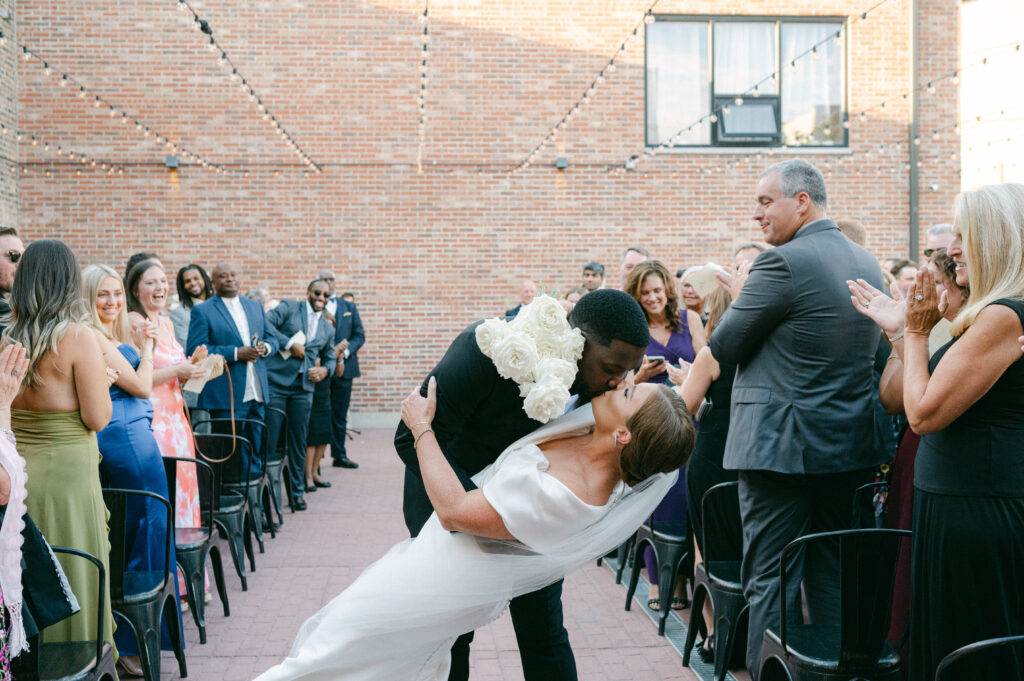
[4,239,116,655]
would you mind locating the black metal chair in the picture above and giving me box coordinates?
[33,547,117,681]
[595,535,635,585]
[102,488,186,681]
[163,455,229,644]
[265,405,293,516]
[758,528,910,681]
[935,635,1024,681]
[624,517,691,636]
[683,481,747,681]
[194,431,256,591]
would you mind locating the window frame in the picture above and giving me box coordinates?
[644,14,849,150]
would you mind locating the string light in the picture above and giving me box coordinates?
[417,1,429,174]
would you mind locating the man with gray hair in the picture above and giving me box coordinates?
[709,159,887,677]
[924,223,954,263]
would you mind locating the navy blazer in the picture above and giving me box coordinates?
[265,299,337,393]
[331,298,364,379]
[186,295,278,411]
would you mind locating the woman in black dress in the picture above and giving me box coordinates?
[305,312,335,492]
[900,183,1024,681]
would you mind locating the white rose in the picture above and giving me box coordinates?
[491,331,539,384]
[529,295,568,335]
[534,357,577,389]
[557,328,585,363]
[509,301,538,332]
[523,378,571,423]
[519,381,535,398]
[475,318,508,357]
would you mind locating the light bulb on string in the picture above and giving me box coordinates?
[59,75,68,87]
[78,87,85,98]
[644,10,655,25]
[734,97,743,106]
[43,63,51,76]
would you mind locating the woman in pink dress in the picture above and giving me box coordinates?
[125,260,207,589]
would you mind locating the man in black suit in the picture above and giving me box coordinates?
[328,291,365,469]
[395,289,649,681]
[709,160,887,678]
[504,279,536,318]
[0,227,25,336]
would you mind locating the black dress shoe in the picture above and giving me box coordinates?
[332,457,359,469]
[293,498,308,511]
[305,484,317,493]
[314,480,332,488]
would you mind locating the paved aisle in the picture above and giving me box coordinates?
[161,429,697,681]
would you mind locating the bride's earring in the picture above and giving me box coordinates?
[613,433,618,447]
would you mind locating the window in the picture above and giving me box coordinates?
[645,16,846,148]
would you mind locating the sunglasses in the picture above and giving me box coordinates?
[310,290,330,298]
[5,251,21,264]
[923,248,935,258]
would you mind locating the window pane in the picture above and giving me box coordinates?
[721,101,779,135]
[714,22,776,95]
[781,22,843,145]
[646,21,710,145]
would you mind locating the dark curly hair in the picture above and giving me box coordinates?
[930,248,970,298]
[619,385,695,486]
[623,260,683,333]
[175,264,213,310]
[567,288,649,349]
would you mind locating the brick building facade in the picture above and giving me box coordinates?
[4,0,960,421]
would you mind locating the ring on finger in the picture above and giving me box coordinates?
[11,369,20,376]
[914,294,924,301]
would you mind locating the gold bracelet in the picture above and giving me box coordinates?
[409,421,431,429]
[414,427,434,450]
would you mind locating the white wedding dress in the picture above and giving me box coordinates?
[253,405,676,681]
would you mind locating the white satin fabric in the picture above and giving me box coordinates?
[254,404,676,681]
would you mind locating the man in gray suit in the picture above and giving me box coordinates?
[264,279,337,511]
[709,160,887,678]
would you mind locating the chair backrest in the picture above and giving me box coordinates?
[49,546,106,668]
[701,481,742,565]
[935,635,1024,681]
[265,405,289,462]
[192,431,254,491]
[778,528,910,666]
[852,481,889,529]
[192,417,270,472]
[163,455,215,533]
[101,489,173,601]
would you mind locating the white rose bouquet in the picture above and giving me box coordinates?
[475,295,585,423]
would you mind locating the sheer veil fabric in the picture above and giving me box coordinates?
[254,404,677,681]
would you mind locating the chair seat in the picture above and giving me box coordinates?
[39,640,110,679]
[765,624,901,671]
[217,492,246,513]
[705,560,743,590]
[176,526,213,549]
[120,569,169,602]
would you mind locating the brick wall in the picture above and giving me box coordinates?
[0,0,16,227]
[11,0,960,419]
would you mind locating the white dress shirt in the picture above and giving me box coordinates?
[223,295,264,403]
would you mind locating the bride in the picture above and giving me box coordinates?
[254,375,694,681]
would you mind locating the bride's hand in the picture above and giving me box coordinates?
[402,376,437,435]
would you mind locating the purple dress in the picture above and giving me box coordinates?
[643,314,696,591]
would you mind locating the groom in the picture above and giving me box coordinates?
[394,289,649,681]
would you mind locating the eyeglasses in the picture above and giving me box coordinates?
[5,251,21,264]
[923,248,935,258]
[320,277,335,282]
[310,290,330,298]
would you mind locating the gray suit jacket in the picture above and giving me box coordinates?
[264,299,337,393]
[709,219,887,475]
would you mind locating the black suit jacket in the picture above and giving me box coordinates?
[331,298,364,379]
[395,321,541,535]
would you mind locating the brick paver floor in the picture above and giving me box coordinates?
[157,428,698,681]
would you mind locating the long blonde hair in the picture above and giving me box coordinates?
[82,264,131,343]
[951,183,1024,336]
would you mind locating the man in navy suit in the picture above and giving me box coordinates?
[265,279,337,510]
[329,292,365,469]
[187,263,278,475]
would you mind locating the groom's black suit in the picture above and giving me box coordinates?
[395,321,578,681]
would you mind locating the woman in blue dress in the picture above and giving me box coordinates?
[625,260,707,610]
[83,264,183,677]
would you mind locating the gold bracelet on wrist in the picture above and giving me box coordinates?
[414,427,434,450]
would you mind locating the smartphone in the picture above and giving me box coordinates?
[647,355,665,364]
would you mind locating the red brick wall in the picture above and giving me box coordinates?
[0,0,16,225]
[11,0,960,417]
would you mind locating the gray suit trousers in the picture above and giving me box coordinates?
[738,467,874,679]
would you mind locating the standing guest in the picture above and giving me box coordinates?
[124,252,161,280]
[710,160,885,678]
[505,280,537,317]
[318,269,339,319]
[679,269,707,321]
[890,259,918,298]
[187,263,276,475]
[733,242,766,270]
[329,285,365,470]
[564,287,588,306]
[126,259,208,590]
[340,292,355,303]
[581,262,605,291]
[896,184,1024,681]
[923,222,954,263]
[0,227,25,336]
[5,240,116,658]
[170,265,213,348]
[625,259,706,610]
[618,246,650,286]
[265,281,336,511]
[245,287,272,312]
[835,219,869,247]
[305,282,336,492]
[83,264,182,674]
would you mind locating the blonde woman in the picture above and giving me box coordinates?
[4,240,116,657]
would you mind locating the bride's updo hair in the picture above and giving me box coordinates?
[619,385,694,486]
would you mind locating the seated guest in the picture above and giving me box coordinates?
[624,259,706,610]
[187,263,276,475]
[265,280,336,511]
[83,264,182,675]
[505,280,536,317]
[581,262,604,291]
[0,226,25,336]
[171,264,213,348]
[6,240,116,658]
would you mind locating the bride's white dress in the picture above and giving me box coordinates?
[254,405,676,681]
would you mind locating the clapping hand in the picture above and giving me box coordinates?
[129,318,157,351]
[848,278,906,337]
[0,343,29,410]
[190,345,208,364]
[905,268,943,337]
[105,367,120,387]
[402,376,436,435]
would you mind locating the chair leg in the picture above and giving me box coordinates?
[624,540,649,611]
[713,612,733,681]
[615,536,634,585]
[209,544,230,616]
[128,609,161,681]
[215,517,248,591]
[243,514,257,572]
[682,583,709,666]
[261,484,277,538]
[246,489,266,554]
[180,556,206,644]
[164,593,188,677]
[282,468,295,513]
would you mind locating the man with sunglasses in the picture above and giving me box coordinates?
[0,227,24,336]
[923,223,954,264]
[264,279,337,511]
